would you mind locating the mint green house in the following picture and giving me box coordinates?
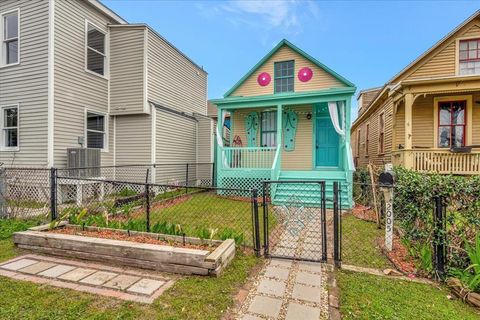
[211,40,356,207]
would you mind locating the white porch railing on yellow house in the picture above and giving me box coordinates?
[393,149,480,175]
[223,147,277,169]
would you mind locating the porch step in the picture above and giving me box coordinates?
[272,175,351,208]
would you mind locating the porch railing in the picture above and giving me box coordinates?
[223,147,277,169]
[393,149,480,175]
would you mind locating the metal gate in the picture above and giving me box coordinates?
[261,181,327,262]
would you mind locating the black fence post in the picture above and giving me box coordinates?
[185,164,189,194]
[333,182,341,267]
[50,167,57,221]
[252,189,261,257]
[433,196,446,279]
[321,182,327,262]
[145,183,151,233]
[262,182,269,257]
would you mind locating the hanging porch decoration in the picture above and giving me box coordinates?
[282,110,298,151]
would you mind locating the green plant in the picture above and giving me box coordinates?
[449,235,480,293]
[151,221,182,235]
[417,243,433,274]
[120,203,135,217]
[196,227,218,241]
[117,187,138,197]
[219,228,245,245]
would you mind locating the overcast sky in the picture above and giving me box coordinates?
[102,0,480,119]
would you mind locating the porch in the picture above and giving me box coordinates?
[390,76,480,175]
[392,149,480,174]
[211,89,356,207]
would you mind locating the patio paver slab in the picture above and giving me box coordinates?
[285,302,321,320]
[19,262,56,275]
[38,265,76,278]
[247,295,282,318]
[79,271,118,286]
[0,259,38,271]
[257,278,286,297]
[127,278,165,295]
[292,283,322,303]
[58,268,96,282]
[103,275,141,290]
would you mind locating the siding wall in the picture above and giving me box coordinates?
[355,91,480,170]
[147,29,207,114]
[53,0,114,167]
[231,45,346,97]
[353,99,394,168]
[0,0,49,166]
[110,26,146,115]
[398,17,480,81]
[155,110,197,184]
[231,105,314,170]
[115,114,151,165]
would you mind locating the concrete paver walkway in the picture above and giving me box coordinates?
[237,258,329,319]
[0,254,175,303]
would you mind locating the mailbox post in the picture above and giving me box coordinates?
[379,164,395,252]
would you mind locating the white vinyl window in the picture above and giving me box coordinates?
[1,9,19,66]
[85,22,106,76]
[86,111,106,149]
[1,105,19,150]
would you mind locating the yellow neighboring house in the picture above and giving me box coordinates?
[352,10,480,175]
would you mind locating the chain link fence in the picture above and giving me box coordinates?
[345,165,480,284]
[0,163,213,220]
[53,173,257,248]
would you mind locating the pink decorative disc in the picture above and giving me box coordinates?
[257,72,271,86]
[298,67,313,82]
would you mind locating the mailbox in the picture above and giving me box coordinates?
[379,171,395,188]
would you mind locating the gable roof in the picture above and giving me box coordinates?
[388,10,480,84]
[224,39,355,97]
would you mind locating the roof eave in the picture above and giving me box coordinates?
[223,39,355,97]
[87,0,127,24]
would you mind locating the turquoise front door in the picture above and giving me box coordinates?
[315,117,339,167]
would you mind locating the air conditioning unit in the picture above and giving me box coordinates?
[67,148,101,177]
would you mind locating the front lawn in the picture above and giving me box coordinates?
[341,214,392,269]
[0,218,260,320]
[337,270,480,320]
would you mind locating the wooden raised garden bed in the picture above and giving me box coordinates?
[13,223,235,276]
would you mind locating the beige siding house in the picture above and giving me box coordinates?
[0,0,213,182]
[352,10,480,175]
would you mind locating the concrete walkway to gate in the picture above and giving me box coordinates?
[236,258,329,319]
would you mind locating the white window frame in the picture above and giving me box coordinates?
[84,109,108,152]
[0,8,20,68]
[0,104,19,151]
[84,20,108,79]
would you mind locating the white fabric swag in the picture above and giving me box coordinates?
[327,101,356,171]
[327,101,345,138]
[216,110,230,168]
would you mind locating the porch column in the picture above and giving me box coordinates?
[272,104,282,179]
[277,104,283,149]
[404,93,414,169]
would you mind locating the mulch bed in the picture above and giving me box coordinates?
[48,226,213,251]
[351,204,378,222]
[378,235,416,274]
